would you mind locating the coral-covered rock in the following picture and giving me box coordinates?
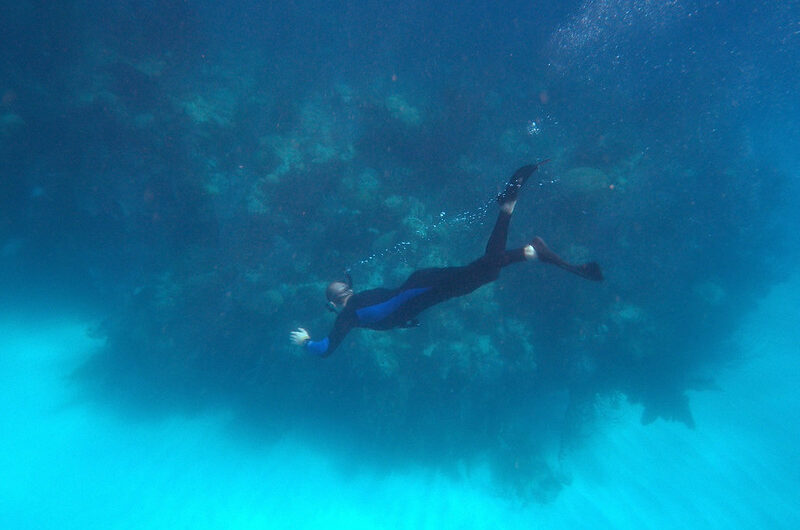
[385,94,421,126]
[562,166,611,194]
[178,93,234,127]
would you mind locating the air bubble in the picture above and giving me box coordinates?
[346,175,559,272]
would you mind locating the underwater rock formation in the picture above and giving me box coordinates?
[562,166,611,194]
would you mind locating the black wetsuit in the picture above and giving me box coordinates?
[305,210,526,356]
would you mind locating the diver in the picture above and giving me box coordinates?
[289,163,603,356]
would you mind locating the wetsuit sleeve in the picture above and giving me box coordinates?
[304,312,354,357]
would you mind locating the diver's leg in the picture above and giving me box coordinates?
[400,267,450,290]
[496,163,546,205]
[486,163,547,257]
[526,236,603,281]
[399,248,530,311]
[484,210,513,258]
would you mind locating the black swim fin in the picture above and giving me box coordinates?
[497,159,551,204]
[531,236,603,281]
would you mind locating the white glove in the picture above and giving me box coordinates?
[289,327,310,346]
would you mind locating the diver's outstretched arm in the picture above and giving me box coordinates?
[290,327,331,356]
[290,313,353,356]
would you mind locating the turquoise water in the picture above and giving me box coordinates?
[2,277,797,528]
[2,1,799,527]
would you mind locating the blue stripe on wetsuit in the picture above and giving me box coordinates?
[355,287,431,324]
[305,336,330,356]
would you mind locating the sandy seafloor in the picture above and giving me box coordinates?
[1,278,797,529]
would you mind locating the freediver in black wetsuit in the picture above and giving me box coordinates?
[289,163,603,357]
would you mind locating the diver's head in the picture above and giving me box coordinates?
[325,280,353,311]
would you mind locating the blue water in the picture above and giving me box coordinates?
[1,1,799,528]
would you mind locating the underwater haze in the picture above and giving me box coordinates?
[1,1,799,528]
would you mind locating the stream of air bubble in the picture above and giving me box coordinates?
[347,173,559,272]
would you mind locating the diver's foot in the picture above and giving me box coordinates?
[501,199,517,215]
[531,236,603,281]
[530,237,555,264]
[523,243,537,261]
[497,164,537,205]
[497,160,549,205]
